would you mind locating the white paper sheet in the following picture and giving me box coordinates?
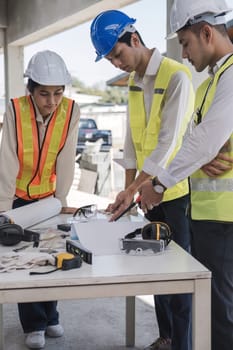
[72,218,147,255]
[3,197,62,228]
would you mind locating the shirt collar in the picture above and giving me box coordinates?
[134,48,163,85]
[208,53,233,77]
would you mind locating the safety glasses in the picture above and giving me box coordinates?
[72,204,97,221]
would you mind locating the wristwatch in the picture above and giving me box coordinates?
[151,177,167,194]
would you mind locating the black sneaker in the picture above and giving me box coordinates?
[144,337,172,350]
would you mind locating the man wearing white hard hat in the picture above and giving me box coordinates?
[140,1,233,349]
[90,9,195,350]
[0,50,80,348]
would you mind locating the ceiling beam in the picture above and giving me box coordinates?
[7,0,139,46]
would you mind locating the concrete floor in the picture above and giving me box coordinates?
[3,296,158,350]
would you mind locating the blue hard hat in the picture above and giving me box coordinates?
[90,10,136,62]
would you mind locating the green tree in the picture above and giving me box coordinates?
[100,86,128,104]
[71,76,128,105]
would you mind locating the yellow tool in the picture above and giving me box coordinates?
[55,252,82,270]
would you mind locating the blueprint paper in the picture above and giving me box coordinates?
[72,217,147,255]
[3,197,62,228]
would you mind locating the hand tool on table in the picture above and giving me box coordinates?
[29,251,82,275]
[66,240,92,265]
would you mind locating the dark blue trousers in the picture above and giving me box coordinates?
[146,195,192,350]
[18,302,59,333]
[190,220,233,350]
[13,198,59,333]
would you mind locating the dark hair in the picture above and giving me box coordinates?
[182,22,228,38]
[27,78,65,93]
[118,30,146,47]
[27,79,40,93]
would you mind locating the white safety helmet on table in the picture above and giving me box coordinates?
[24,50,72,86]
[170,0,232,36]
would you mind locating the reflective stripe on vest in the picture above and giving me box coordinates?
[128,57,194,202]
[190,54,233,222]
[13,96,74,200]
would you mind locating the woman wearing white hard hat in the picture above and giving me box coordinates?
[0,50,80,348]
[140,1,233,350]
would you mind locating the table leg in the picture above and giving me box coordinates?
[192,279,211,350]
[0,304,3,350]
[126,296,135,347]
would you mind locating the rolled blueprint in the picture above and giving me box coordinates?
[2,197,62,228]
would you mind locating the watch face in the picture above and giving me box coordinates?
[154,184,164,194]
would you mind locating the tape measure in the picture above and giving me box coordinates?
[30,252,82,275]
[55,252,82,270]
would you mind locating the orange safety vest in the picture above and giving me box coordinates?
[12,95,74,200]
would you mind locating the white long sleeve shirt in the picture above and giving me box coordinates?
[0,96,80,211]
[122,49,194,176]
[158,54,233,188]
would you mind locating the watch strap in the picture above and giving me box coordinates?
[151,177,167,190]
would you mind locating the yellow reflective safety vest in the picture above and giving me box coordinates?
[190,54,233,222]
[128,57,194,202]
[13,95,74,200]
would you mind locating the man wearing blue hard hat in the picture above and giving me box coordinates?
[139,0,233,349]
[91,9,194,350]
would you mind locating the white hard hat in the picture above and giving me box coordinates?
[170,0,232,36]
[24,50,72,85]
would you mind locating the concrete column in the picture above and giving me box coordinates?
[4,35,25,103]
[166,0,182,62]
